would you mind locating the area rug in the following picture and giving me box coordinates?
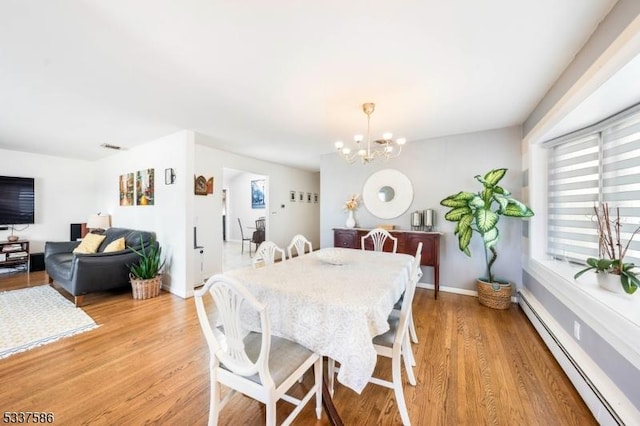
[0,285,99,359]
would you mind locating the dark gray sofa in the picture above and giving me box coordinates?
[45,227,156,306]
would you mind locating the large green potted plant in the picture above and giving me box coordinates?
[128,235,165,300]
[573,203,640,294]
[440,168,534,309]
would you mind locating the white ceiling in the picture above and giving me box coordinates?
[0,0,620,171]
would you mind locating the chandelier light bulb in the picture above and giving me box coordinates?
[333,102,406,164]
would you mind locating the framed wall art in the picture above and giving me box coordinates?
[195,175,207,195]
[119,173,134,206]
[136,169,154,206]
[251,179,265,209]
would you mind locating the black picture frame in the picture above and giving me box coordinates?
[165,168,176,185]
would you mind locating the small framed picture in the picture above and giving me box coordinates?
[290,191,296,202]
[314,193,319,203]
[298,191,304,202]
[307,192,312,203]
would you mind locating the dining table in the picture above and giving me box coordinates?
[223,247,414,424]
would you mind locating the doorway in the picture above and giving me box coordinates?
[222,167,268,270]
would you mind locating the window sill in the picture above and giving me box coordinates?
[524,257,640,366]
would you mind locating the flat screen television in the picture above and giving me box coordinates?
[0,176,35,225]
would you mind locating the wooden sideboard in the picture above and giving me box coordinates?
[333,228,442,299]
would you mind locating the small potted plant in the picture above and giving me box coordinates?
[440,168,534,309]
[129,235,165,300]
[573,203,640,295]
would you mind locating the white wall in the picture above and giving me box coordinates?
[320,126,523,293]
[0,148,96,252]
[194,133,320,284]
[94,130,194,298]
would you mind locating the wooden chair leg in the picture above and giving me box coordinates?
[74,295,84,307]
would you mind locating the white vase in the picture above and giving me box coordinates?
[596,273,626,294]
[346,210,356,228]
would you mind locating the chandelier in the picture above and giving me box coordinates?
[334,102,406,164]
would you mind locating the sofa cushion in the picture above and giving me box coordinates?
[98,228,154,252]
[73,233,106,254]
[102,237,125,253]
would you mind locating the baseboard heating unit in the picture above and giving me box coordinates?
[518,289,639,426]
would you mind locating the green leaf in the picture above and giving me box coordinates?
[458,226,473,256]
[503,202,534,217]
[484,168,507,186]
[596,259,613,271]
[440,197,469,208]
[457,213,474,232]
[623,271,640,294]
[585,258,600,267]
[475,209,499,233]
[493,194,509,213]
[483,228,499,249]
[444,207,472,221]
[621,274,633,294]
[469,196,485,209]
[574,266,595,279]
[453,191,476,201]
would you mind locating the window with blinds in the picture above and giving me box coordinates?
[547,105,640,265]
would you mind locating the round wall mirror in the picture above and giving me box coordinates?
[362,169,414,219]
[378,186,395,202]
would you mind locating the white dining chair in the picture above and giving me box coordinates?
[328,243,419,426]
[395,243,423,345]
[253,241,286,268]
[287,234,312,259]
[393,243,423,371]
[360,228,398,253]
[194,274,323,426]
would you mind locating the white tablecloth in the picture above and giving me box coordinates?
[224,247,413,393]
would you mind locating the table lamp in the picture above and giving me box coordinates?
[87,214,111,234]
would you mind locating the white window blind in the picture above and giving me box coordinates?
[547,105,640,265]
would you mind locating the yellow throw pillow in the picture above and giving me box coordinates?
[103,237,125,253]
[72,233,106,254]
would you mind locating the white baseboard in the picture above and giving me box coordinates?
[519,288,639,425]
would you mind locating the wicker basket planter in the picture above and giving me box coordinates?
[477,278,512,309]
[130,274,162,300]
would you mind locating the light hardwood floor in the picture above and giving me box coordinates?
[0,271,596,425]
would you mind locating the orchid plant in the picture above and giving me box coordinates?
[573,203,640,294]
